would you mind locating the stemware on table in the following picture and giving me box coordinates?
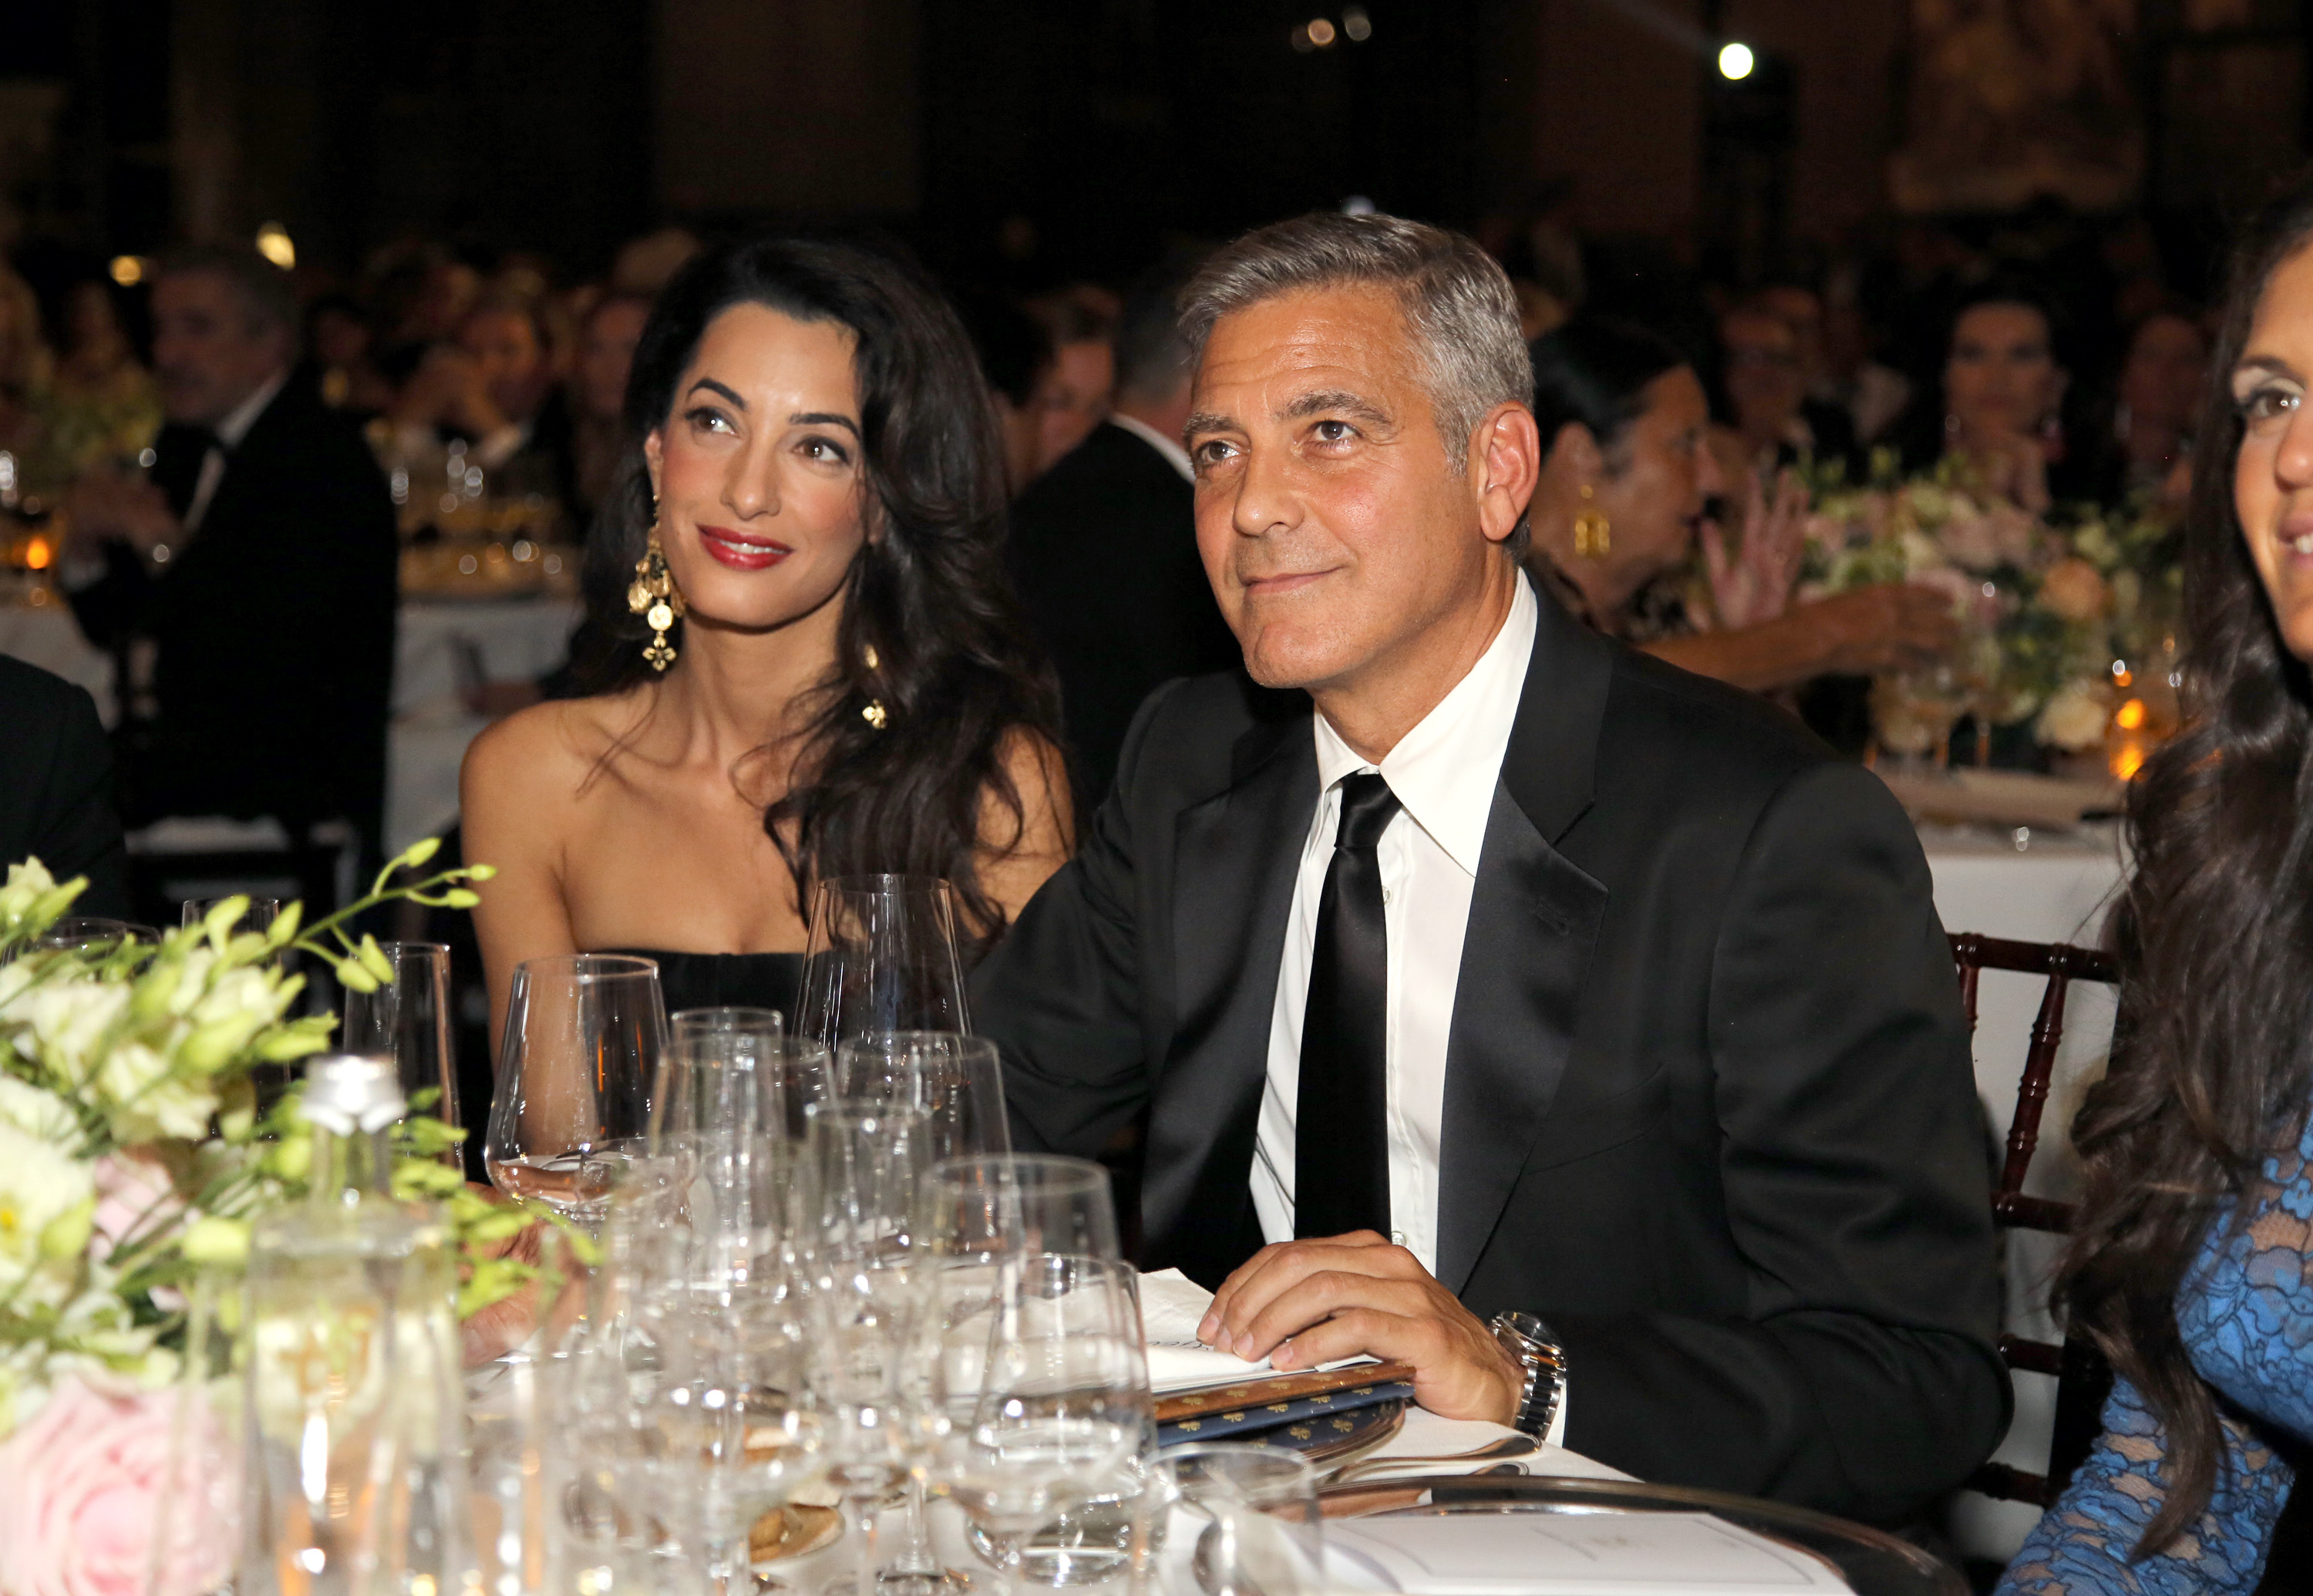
[1152,1446,1325,1596]
[925,1253,1152,1594]
[483,953,666,1227]
[341,941,458,1136]
[836,1031,1012,1163]
[795,875,971,1044]
[672,1005,833,1142]
[919,1154,1122,1264]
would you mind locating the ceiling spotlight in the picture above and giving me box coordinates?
[1307,16,1337,46]
[1717,41,1756,81]
[254,221,295,270]
[108,255,146,287]
[1343,5,1372,41]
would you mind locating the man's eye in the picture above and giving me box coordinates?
[1193,439,1235,465]
[1314,420,1355,443]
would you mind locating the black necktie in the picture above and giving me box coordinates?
[1295,771,1401,1238]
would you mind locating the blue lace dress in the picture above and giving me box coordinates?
[1998,1107,2313,1594]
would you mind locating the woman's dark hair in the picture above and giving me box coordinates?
[1527,316,1688,460]
[2059,177,2313,1554]
[576,234,1062,945]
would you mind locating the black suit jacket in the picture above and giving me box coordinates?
[975,579,2008,1524]
[0,656,132,916]
[69,375,399,854]
[1008,421,1241,813]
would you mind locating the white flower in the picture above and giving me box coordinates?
[17,980,130,1089]
[0,1077,77,1143]
[0,1120,96,1304]
[95,1043,217,1143]
[2037,682,2113,752]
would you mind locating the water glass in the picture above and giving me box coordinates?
[483,953,666,1227]
[1153,1447,1324,1596]
[927,1254,1150,1588]
[796,874,971,1043]
[342,941,457,1132]
[148,1278,246,1596]
[182,896,282,933]
[670,1006,831,1142]
[837,1031,1012,1163]
[921,1154,1121,1263]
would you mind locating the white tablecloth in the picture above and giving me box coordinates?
[1921,820,2126,1561]
[0,593,581,856]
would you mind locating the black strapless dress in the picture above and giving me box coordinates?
[604,948,806,1024]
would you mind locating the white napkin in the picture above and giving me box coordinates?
[1137,1268,1375,1395]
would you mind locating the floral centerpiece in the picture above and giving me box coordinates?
[0,842,557,1596]
[1802,452,2181,762]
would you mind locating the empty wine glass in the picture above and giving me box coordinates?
[806,1101,931,1596]
[342,941,457,1139]
[22,916,161,955]
[921,1155,1121,1264]
[483,954,665,1227]
[181,896,282,932]
[1154,1447,1324,1596]
[927,1254,1150,1593]
[837,1032,1012,1163]
[672,1007,830,1141]
[796,875,971,1044]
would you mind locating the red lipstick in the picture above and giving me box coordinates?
[698,524,793,571]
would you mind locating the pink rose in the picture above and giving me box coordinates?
[0,1375,237,1596]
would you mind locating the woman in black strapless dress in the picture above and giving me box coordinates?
[460,237,1072,1052]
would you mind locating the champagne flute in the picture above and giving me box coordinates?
[483,954,665,1227]
[342,941,458,1143]
[806,1101,931,1596]
[928,1254,1150,1593]
[837,1032,1012,1163]
[796,875,971,1044]
[673,1006,830,1141]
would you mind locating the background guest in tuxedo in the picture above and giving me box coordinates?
[58,245,398,860]
[976,211,2005,1524]
[1010,269,1243,813]
[0,656,131,915]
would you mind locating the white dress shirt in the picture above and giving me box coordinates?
[1105,412,1195,483]
[1246,575,1561,1442]
[183,369,289,535]
[1251,575,1537,1267]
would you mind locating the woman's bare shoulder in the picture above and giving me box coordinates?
[461,690,653,813]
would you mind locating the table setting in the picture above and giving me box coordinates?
[0,849,1965,1596]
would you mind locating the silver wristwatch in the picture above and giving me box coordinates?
[1488,1310,1568,1440]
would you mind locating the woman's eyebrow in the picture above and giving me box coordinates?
[790,412,860,436]
[2235,354,2301,385]
[686,377,746,409]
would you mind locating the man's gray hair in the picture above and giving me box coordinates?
[1179,212,1534,474]
[155,244,300,341]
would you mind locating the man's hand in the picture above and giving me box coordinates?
[1195,1231,1525,1426]
[62,470,179,557]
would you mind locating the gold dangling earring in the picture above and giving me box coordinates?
[860,643,889,730]
[1573,483,1611,560]
[628,517,687,672]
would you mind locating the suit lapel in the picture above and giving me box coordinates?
[1435,589,1615,1293]
[1143,705,1318,1282]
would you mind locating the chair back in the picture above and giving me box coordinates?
[1948,930,2119,1507]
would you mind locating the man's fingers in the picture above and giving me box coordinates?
[1200,1241,1288,1342]
[1206,1241,1426,1354]
[1269,1305,1414,1371]
[1232,1269,1436,1363]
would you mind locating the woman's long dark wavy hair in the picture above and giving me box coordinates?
[573,234,1062,946]
[2059,178,2313,1554]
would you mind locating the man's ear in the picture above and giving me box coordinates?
[1473,402,1543,547]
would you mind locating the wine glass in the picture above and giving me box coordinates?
[927,1254,1150,1593]
[921,1155,1121,1264]
[673,1007,831,1141]
[1153,1447,1325,1596]
[634,1132,825,1593]
[483,954,666,1227]
[837,1032,1012,1163]
[22,916,161,954]
[806,1101,931,1596]
[181,895,281,933]
[796,875,971,1044]
[342,941,457,1140]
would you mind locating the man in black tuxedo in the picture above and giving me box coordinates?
[62,247,398,857]
[1010,276,1241,811]
[975,214,2005,1524]
[0,657,131,914]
